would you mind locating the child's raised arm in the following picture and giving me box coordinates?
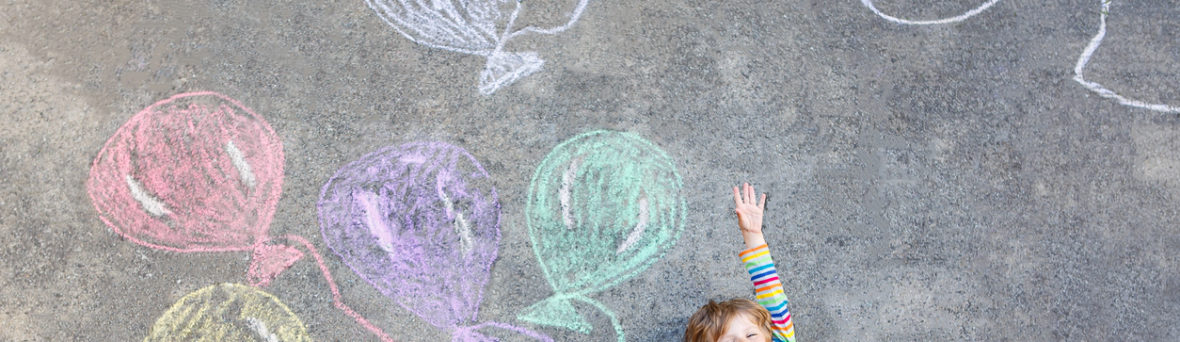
[733,183,796,342]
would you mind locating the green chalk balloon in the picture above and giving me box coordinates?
[519,130,686,340]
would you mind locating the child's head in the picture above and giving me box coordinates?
[684,298,773,342]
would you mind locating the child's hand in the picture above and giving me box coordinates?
[733,183,767,235]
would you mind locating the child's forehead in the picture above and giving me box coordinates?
[730,311,757,321]
[724,312,759,329]
[719,312,771,341]
[729,309,762,323]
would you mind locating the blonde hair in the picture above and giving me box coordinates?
[684,298,773,342]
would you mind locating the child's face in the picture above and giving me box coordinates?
[716,313,770,342]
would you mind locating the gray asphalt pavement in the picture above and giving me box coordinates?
[2,0,1179,340]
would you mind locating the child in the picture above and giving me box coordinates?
[684,183,796,342]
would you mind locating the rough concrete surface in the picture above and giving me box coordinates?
[2,0,1179,340]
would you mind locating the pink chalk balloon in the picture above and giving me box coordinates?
[87,92,285,254]
[86,92,397,341]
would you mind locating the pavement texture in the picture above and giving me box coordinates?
[2,0,1179,340]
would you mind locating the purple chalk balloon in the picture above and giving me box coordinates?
[318,142,500,330]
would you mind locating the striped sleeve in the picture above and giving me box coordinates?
[739,244,795,342]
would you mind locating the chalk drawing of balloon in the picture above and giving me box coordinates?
[86,91,304,286]
[144,283,312,341]
[89,92,396,342]
[319,141,551,341]
[365,0,589,95]
[1073,0,1180,113]
[517,130,686,341]
[860,0,1001,25]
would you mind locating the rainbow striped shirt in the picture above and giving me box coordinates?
[740,244,795,342]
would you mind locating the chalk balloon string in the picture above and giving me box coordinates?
[1072,0,1180,113]
[569,294,625,342]
[501,0,590,42]
[271,234,397,342]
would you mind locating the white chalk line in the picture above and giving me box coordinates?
[436,174,474,255]
[359,191,397,254]
[365,0,589,94]
[479,51,544,95]
[616,191,648,254]
[861,0,1002,25]
[225,141,257,189]
[245,317,280,342]
[504,0,590,41]
[560,157,582,230]
[1073,0,1180,113]
[399,153,428,165]
[367,0,492,55]
[125,175,171,217]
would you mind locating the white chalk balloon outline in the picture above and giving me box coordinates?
[366,0,589,95]
[1073,0,1180,113]
[860,0,1002,25]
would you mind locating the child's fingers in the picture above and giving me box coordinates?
[759,193,767,210]
[733,186,742,206]
[745,183,753,204]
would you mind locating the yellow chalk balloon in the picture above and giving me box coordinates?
[145,283,312,342]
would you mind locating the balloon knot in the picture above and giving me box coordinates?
[247,242,304,287]
[478,51,544,95]
[451,325,491,342]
